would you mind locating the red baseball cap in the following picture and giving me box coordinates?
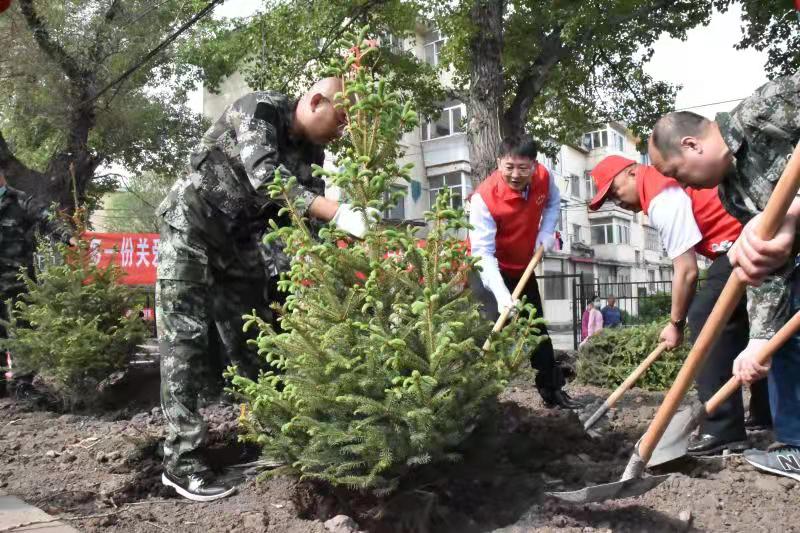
[588,155,636,211]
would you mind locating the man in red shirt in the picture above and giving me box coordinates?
[468,136,578,409]
[589,155,770,455]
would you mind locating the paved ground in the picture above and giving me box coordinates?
[0,496,78,532]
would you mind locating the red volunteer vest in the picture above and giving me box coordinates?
[472,165,550,277]
[637,166,742,259]
[685,187,743,259]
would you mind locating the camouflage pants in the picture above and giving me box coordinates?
[156,221,270,476]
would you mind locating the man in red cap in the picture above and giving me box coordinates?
[589,155,771,455]
[468,136,578,409]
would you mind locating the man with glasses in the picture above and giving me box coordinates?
[589,155,770,456]
[468,136,578,409]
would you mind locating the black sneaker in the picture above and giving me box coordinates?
[743,444,800,482]
[162,469,237,502]
[687,433,748,456]
[539,388,581,409]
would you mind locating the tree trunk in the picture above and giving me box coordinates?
[1,80,99,212]
[465,0,506,187]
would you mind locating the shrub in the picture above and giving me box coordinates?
[576,319,688,391]
[1,217,148,410]
[637,292,672,323]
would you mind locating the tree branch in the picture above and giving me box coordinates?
[18,0,85,82]
[503,0,680,132]
[280,0,389,92]
[88,0,125,65]
[91,0,225,106]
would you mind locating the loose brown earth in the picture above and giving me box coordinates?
[1,370,798,533]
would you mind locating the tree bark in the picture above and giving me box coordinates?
[465,0,505,186]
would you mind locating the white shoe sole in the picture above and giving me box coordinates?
[161,473,237,502]
[743,457,800,482]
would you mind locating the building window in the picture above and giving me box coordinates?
[421,100,465,140]
[571,223,584,244]
[569,174,581,198]
[384,185,406,220]
[583,171,596,200]
[644,226,660,251]
[382,33,406,54]
[648,270,656,292]
[423,29,445,66]
[583,129,609,150]
[591,219,631,245]
[429,172,467,210]
[611,131,624,152]
[547,155,561,176]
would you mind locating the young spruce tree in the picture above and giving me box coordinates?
[229,30,544,493]
[1,207,148,410]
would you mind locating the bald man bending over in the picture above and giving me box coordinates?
[156,79,370,501]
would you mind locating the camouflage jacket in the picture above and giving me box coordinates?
[0,186,74,298]
[716,70,800,339]
[157,91,326,276]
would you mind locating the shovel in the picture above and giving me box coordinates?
[648,310,800,467]
[583,342,669,431]
[482,246,545,350]
[548,139,800,503]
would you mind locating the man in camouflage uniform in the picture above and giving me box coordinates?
[0,170,75,394]
[649,69,800,482]
[156,77,375,501]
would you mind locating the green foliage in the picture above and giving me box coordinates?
[179,0,444,122]
[99,172,176,232]
[576,320,689,392]
[227,31,543,494]
[714,0,800,79]
[0,1,206,199]
[0,212,148,410]
[637,293,672,324]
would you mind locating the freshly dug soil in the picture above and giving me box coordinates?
[0,372,796,532]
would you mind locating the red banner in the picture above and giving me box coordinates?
[84,232,159,285]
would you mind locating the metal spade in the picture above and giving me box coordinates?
[648,310,800,467]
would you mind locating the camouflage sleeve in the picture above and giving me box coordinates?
[21,196,74,244]
[746,264,793,339]
[738,70,800,143]
[217,93,319,214]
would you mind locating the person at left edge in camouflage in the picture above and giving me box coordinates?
[0,168,76,396]
[156,78,377,502]
[648,69,800,482]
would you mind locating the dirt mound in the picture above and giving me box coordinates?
[1,375,797,532]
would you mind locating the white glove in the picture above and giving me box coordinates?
[493,290,518,318]
[535,232,555,252]
[332,203,381,239]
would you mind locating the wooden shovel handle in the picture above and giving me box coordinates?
[482,246,545,350]
[607,342,668,407]
[638,140,800,462]
[584,342,668,430]
[706,310,800,414]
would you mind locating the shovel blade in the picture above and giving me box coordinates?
[546,474,670,503]
[647,400,706,467]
